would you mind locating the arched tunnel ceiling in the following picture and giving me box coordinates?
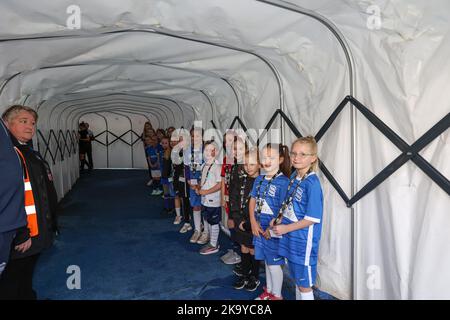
[1,0,449,301]
[0,0,355,136]
[1,0,448,137]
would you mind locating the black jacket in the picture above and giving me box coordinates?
[11,138,58,259]
[228,164,255,225]
[162,156,172,179]
[0,121,27,233]
[172,151,189,198]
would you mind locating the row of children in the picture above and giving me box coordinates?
[142,123,176,198]
[144,124,324,300]
[219,131,324,300]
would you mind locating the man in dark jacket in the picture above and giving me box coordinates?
[0,119,27,278]
[0,105,58,300]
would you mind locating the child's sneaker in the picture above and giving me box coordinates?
[254,287,272,300]
[244,276,261,292]
[223,250,241,265]
[233,277,248,290]
[179,223,192,233]
[196,232,209,245]
[220,249,233,263]
[153,189,163,196]
[232,263,244,277]
[189,230,201,243]
[268,294,283,300]
[199,243,220,255]
[173,216,183,225]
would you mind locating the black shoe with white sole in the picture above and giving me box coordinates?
[244,276,261,292]
[233,276,248,290]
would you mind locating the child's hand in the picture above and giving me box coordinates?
[222,198,227,209]
[239,221,245,232]
[269,218,276,228]
[227,219,235,229]
[262,229,271,240]
[272,224,289,236]
[251,220,264,238]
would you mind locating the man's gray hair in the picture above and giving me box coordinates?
[1,105,38,123]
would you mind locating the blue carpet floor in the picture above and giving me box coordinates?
[34,169,333,300]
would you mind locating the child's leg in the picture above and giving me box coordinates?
[162,184,170,209]
[297,286,314,300]
[154,177,162,190]
[267,264,283,298]
[209,207,221,247]
[264,262,272,293]
[240,245,251,277]
[296,264,315,300]
[249,248,259,278]
[182,196,191,223]
[209,223,220,247]
[203,219,210,235]
[192,205,202,232]
[174,196,181,217]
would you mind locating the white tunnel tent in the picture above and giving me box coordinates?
[0,0,449,300]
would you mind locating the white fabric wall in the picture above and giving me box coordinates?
[0,0,448,300]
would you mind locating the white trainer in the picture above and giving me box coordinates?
[189,230,201,243]
[179,223,192,233]
[173,216,183,225]
[196,232,209,245]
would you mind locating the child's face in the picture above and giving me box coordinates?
[244,153,259,177]
[150,136,158,146]
[233,140,246,164]
[291,142,316,173]
[191,130,203,148]
[170,138,179,148]
[260,147,282,176]
[161,139,170,150]
[224,132,235,155]
[144,137,152,146]
[204,144,216,162]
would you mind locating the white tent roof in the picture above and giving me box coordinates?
[0,0,448,299]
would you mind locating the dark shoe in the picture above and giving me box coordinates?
[232,263,244,277]
[244,276,261,292]
[233,277,248,290]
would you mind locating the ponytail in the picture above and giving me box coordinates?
[279,144,291,177]
[263,143,291,177]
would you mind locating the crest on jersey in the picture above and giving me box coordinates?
[268,185,277,197]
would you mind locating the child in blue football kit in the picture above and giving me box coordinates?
[249,143,291,300]
[271,136,323,301]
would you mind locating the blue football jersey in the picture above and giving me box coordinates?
[278,172,323,266]
[250,173,289,261]
[250,173,290,229]
[184,147,203,182]
[146,145,160,169]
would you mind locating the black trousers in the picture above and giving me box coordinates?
[86,145,93,169]
[182,196,192,222]
[86,148,94,170]
[0,253,40,300]
[0,230,16,276]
